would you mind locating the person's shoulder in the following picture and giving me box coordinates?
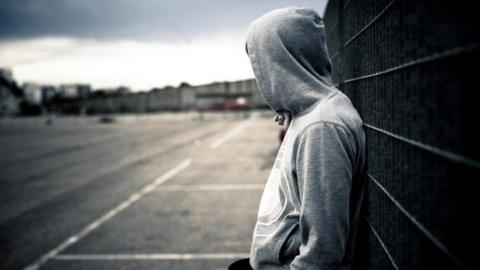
[289,91,362,146]
[305,92,362,129]
[327,91,362,124]
[297,120,353,145]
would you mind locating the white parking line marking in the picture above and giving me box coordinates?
[53,253,250,261]
[155,184,264,191]
[24,159,192,270]
[210,121,251,149]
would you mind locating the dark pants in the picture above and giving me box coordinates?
[228,258,253,270]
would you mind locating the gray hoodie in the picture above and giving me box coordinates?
[246,7,366,270]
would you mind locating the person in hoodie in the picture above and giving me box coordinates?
[229,7,366,270]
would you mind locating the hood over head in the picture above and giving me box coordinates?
[246,7,337,124]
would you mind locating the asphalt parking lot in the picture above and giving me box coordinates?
[0,113,278,270]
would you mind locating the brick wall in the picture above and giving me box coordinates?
[323,0,479,269]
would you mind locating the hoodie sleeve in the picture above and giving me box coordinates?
[290,121,355,269]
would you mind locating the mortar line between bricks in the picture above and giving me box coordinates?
[365,217,400,270]
[344,0,353,11]
[343,44,480,84]
[368,173,463,267]
[364,123,480,170]
[343,0,397,47]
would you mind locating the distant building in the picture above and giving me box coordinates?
[51,79,264,114]
[41,85,57,104]
[191,79,265,111]
[0,68,13,82]
[60,84,91,99]
[0,68,22,116]
[115,86,131,95]
[23,83,43,105]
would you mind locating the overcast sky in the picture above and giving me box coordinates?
[0,0,327,90]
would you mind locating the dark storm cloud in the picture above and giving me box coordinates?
[0,0,326,41]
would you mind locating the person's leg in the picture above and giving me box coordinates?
[228,258,253,270]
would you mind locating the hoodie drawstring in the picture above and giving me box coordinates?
[275,112,286,126]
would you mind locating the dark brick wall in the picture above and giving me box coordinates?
[323,0,480,269]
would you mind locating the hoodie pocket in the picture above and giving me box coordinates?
[276,222,301,264]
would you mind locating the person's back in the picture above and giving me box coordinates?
[243,7,366,269]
